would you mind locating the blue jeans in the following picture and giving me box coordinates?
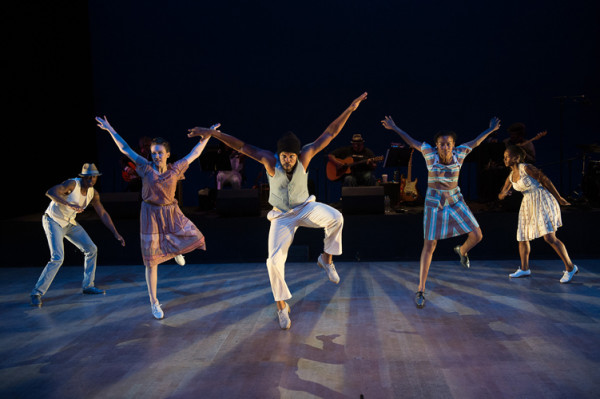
[31,214,98,296]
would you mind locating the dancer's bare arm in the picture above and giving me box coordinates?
[498,176,513,200]
[300,92,368,168]
[381,116,422,151]
[46,180,84,212]
[182,123,217,165]
[90,191,126,246]
[188,125,277,176]
[524,164,570,205]
[463,117,501,149]
[95,116,142,162]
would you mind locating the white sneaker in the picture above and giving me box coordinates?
[509,268,531,278]
[560,265,579,284]
[277,302,291,330]
[151,303,164,319]
[174,254,185,266]
[318,254,340,284]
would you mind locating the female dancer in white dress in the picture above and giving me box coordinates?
[498,145,578,283]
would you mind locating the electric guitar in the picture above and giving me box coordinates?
[326,155,384,181]
[517,130,547,147]
[399,149,419,202]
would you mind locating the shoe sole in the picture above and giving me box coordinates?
[509,273,531,278]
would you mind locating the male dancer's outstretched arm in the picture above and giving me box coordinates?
[188,124,278,176]
[187,92,368,174]
[299,92,367,168]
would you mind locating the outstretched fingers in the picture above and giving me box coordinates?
[187,124,220,139]
[95,115,111,130]
[381,115,396,130]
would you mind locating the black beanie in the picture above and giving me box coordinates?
[277,131,301,155]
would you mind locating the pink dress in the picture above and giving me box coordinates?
[136,157,206,267]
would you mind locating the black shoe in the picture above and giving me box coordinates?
[454,246,470,269]
[415,291,426,309]
[83,287,106,295]
[30,294,42,307]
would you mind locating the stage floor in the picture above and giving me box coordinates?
[1,259,599,398]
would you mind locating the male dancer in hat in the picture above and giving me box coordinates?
[188,92,367,329]
[30,163,125,307]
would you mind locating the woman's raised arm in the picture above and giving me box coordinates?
[96,116,141,162]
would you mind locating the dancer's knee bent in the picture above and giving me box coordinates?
[471,228,483,243]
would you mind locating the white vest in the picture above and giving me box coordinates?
[46,178,94,227]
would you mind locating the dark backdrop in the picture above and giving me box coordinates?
[6,0,599,217]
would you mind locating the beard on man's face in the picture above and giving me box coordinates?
[282,160,297,173]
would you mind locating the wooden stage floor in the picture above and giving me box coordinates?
[1,259,599,399]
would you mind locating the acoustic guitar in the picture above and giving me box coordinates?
[326,155,384,181]
[399,149,419,202]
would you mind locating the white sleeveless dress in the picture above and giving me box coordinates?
[510,163,562,241]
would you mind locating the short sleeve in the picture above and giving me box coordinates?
[421,142,436,169]
[135,156,151,178]
[171,159,190,180]
[421,142,434,154]
[455,145,472,164]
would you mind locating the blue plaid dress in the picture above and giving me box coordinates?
[421,142,479,240]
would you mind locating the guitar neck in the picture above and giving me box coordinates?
[406,149,414,180]
[351,158,375,166]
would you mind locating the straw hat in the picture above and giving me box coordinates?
[79,163,102,177]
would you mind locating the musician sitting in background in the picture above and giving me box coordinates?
[216,145,245,189]
[504,122,536,163]
[328,134,377,186]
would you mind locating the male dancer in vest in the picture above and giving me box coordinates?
[188,92,367,329]
[30,163,126,307]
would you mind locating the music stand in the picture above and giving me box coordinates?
[199,146,232,172]
[383,147,411,168]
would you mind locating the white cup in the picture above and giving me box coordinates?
[381,174,388,183]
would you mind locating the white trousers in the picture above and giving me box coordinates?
[266,197,343,302]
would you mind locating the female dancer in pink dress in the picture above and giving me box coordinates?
[498,145,578,283]
[96,116,213,319]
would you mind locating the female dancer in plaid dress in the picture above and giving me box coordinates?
[498,145,578,283]
[96,116,212,319]
[382,116,501,308]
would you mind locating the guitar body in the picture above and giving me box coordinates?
[326,155,384,181]
[326,157,354,181]
[398,149,420,202]
[400,178,419,202]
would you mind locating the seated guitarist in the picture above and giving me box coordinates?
[328,134,377,186]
